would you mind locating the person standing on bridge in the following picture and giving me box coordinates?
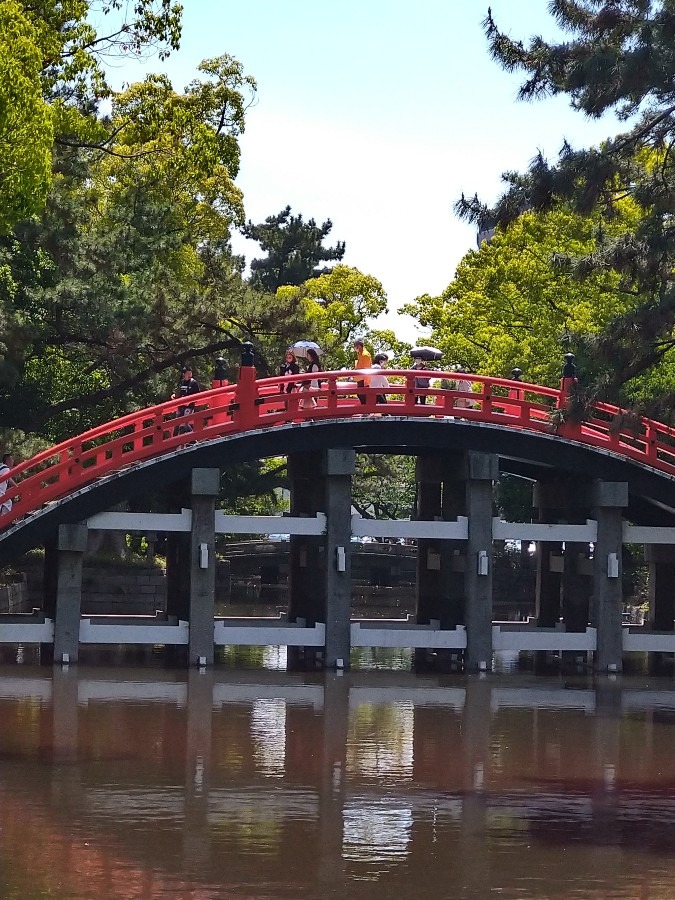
[279,350,300,393]
[0,453,17,515]
[354,339,372,405]
[172,365,201,435]
[371,353,390,406]
[299,347,322,411]
[454,366,474,409]
[412,359,431,404]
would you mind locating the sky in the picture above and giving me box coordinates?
[100,0,621,342]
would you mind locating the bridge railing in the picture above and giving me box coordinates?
[2,368,675,527]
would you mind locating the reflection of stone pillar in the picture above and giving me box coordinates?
[183,668,213,873]
[188,469,219,666]
[464,454,498,671]
[323,450,355,669]
[459,678,492,895]
[592,482,627,673]
[591,682,622,848]
[318,674,349,888]
[43,523,88,664]
[51,665,79,762]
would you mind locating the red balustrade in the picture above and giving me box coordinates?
[2,368,675,527]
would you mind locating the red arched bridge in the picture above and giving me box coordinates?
[2,363,675,535]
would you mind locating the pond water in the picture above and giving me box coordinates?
[1,659,675,899]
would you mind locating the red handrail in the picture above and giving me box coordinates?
[2,368,675,527]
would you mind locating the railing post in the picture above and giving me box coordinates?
[507,367,525,421]
[557,352,580,436]
[235,342,259,430]
[212,356,229,390]
[508,368,523,401]
[557,353,578,409]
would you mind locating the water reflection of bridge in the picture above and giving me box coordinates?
[4,670,675,713]
[2,670,675,896]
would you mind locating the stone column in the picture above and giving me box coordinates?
[414,454,443,671]
[646,545,675,631]
[592,481,627,673]
[43,523,88,664]
[415,454,443,624]
[166,476,191,644]
[288,451,325,623]
[288,451,325,669]
[464,453,498,671]
[188,468,220,666]
[532,480,563,627]
[441,458,466,628]
[322,449,355,669]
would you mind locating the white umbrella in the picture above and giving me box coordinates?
[289,340,324,359]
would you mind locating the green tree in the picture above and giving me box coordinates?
[457,2,675,413]
[405,206,638,386]
[0,3,54,229]
[276,264,406,369]
[0,56,270,440]
[352,454,416,522]
[242,206,346,293]
[0,0,183,233]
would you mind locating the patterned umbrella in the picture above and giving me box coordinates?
[289,340,324,359]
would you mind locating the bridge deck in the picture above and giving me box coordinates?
[2,367,675,526]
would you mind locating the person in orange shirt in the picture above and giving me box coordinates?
[354,339,372,405]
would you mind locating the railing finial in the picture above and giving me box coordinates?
[240,342,255,368]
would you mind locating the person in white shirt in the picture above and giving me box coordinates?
[0,453,17,515]
[371,354,390,405]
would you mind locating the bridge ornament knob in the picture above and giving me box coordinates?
[240,342,255,368]
[562,353,577,379]
[511,368,523,382]
[213,356,228,383]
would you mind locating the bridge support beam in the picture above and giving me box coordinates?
[44,523,88,664]
[464,453,498,672]
[592,481,627,673]
[188,468,219,667]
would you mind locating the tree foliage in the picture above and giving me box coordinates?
[0,0,184,234]
[242,206,346,293]
[276,264,406,368]
[456,1,675,412]
[405,206,638,386]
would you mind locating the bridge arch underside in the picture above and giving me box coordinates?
[3,417,675,564]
